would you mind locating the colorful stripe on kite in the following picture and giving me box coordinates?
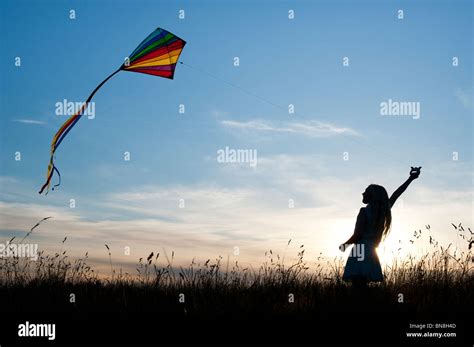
[39,28,186,195]
[121,28,186,79]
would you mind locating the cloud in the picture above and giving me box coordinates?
[0,157,472,275]
[221,119,360,137]
[2,177,470,273]
[12,119,46,125]
[0,170,362,270]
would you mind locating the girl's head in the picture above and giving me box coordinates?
[362,184,392,240]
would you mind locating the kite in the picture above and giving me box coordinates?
[39,28,186,195]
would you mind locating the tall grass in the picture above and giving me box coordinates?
[0,223,472,315]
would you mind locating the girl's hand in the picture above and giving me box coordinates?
[409,166,421,180]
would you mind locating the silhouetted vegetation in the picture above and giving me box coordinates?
[1,223,472,318]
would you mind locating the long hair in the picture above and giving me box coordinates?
[367,184,392,242]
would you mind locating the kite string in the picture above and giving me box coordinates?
[179,61,286,112]
[178,61,405,165]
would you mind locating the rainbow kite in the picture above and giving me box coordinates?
[39,28,186,195]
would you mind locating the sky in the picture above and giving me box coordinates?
[0,0,472,276]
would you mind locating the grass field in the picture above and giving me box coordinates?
[1,223,472,344]
[0,224,474,318]
[1,223,472,319]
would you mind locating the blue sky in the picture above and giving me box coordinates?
[0,0,472,274]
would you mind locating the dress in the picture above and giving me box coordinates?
[342,205,384,282]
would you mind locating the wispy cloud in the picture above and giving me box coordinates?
[221,119,361,137]
[0,162,472,273]
[12,119,46,125]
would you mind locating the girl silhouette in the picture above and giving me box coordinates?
[340,167,421,285]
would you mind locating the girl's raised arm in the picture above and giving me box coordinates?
[389,167,421,208]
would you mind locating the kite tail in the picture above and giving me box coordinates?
[39,68,122,195]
